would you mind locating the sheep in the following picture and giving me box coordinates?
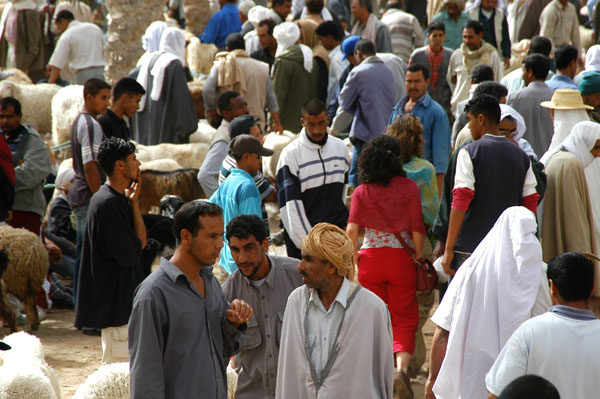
[0,250,16,332]
[135,142,209,169]
[0,68,33,84]
[0,226,49,332]
[189,119,215,144]
[188,80,205,118]
[186,36,218,79]
[0,331,61,399]
[51,84,84,162]
[0,81,62,136]
[139,158,183,171]
[139,168,205,213]
[261,131,297,179]
[72,362,129,399]
[71,362,238,399]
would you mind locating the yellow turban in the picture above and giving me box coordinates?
[303,223,356,281]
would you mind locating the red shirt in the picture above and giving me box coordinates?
[427,46,443,91]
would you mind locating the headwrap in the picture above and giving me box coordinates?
[238,0,256,17]
[499,104,537,159]
[137,27,186,111]
[296,19,320,48]
[303,223,356,281]
[142,21,168,53]
[248,5,271,29]
[578,71,600,95]
[274,22,314,72]
[541,121,600,167]
[55,168,75,197]
[585,45,600,71]
[541,109,591,164]
[465,0,505,12]
[300,6,333,21]
[441,0,466,11]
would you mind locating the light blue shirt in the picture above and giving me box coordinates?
[209,168,262,273]
[199,4,242,47]
[306,278,350,376]
[431,11,470,50]
[546,74,578,91]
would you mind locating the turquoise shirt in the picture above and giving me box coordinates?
[209,168,262,273]
[431,11,470,50]
[403,156,440,227]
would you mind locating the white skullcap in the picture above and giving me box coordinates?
[239,0,256,16]
[248,6,271,27]
[273,22,300,57]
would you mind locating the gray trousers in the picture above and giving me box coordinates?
[73,66,105,85]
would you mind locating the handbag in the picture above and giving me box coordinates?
[393,232,438,291]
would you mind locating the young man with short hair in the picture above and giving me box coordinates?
[75,137,146,363]
[98,78,146,141]
[251,19,278,70]
[315,21,348,105]
[486,252,600,399]
[209,135,274,275]
[223,214,302,398]
[69,78,111,307]
[441,94,538,275]
[129,201,253,399]
[546,44,579,91]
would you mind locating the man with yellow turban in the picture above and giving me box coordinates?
[276,223,395,399]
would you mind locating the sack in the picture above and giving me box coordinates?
[393,232,438,291]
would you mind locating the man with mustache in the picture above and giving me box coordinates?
[222,214,302,398]
[388,63,451,196]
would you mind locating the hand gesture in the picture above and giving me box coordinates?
[441,249,455,277]
[226,299,253,327]
[125,170,142,204]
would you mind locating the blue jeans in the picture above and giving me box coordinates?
[72,204,88,313]
[349,138,365,187]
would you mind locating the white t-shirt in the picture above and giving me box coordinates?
[486,308,600,398]
[49,20,106,71]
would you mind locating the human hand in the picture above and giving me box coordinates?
[441,249,455,277]
[271,121,284,135]
[433,240,445,259]
[425,377,437,399]
[503,58,511,69]
[125,170,142,204]
[226,299,253,327]
[44,238,63,264]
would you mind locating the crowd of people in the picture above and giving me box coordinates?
[1,0,600,398]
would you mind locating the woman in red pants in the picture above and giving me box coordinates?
[346,135,425,399]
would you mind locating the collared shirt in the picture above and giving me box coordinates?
[430,10,469,50]
[129,258,245,399]
[381,8,425,63]
[251,48,276,71]
[539,0,581,53]
[306,277,350,376]
[200,4,242,48]
[546,74,578,91]
[427,46,443,91]
[98,109,130,141]
[223,254,303,399]
[326,45,348,105]
[389,93,451,173]
[198,120,230,197]
[49,20,105,71]
[209,168,262,273]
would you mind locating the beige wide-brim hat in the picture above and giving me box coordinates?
[540,89,593,110]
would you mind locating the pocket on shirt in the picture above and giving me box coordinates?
[275,311,285,346]
[240,315,262,350]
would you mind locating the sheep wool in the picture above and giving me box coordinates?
[135,142,209,169]
[0,226,49,332]
[72,362,129,399]
[51,85,84,162]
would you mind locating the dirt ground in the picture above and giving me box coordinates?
[0,300,436,399]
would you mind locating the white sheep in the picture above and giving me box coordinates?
[51,84,84,161]
[136,142,209,169]
[0,68,33,84]
[262,131,297,179]
[187,36,218,79]
[0,81,62,136]
[0,226,49,332]
[189,119,215,144]
[139,158,183,171]
[0,331,61,399]
[72,362,238,399]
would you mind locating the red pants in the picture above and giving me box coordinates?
[9,210,42,237]
[358,247,418,354]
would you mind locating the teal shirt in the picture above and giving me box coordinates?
[209,168,262,273]
[431,11,470,50]
[403,156,440,227]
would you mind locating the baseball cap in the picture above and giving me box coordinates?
[230,135,274,157]
[341,35,360,60]
[229,115,260,139]
[0,341,10,350]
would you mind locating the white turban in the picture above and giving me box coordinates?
[159,27,186,65]
[273,22,313,72]
[500,104,537,159]
[248,5,271,28]
[238,0,256,17]
[142,21,168,53]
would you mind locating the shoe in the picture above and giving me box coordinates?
[82,327,101,336]
[393,370,414,399]
[269,231,285,246]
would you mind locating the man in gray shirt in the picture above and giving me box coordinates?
[223,215,302,398]
[128,201,253,399]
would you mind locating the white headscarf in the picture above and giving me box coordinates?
[465,0,505,12]
[248,5,271,28]
[541,110,591,165]
[432,206,551,399]
[137,27,186,111]
[500,104,537,159]
[300,6,333,21]
[142,21,168,53]
[273,22,313,73]
[585,45,600,71]
[561,121,600,168]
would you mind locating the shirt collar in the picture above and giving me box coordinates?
[231,168,255,180]
[554,74,575,83]
[309,277,351,311]
[263,254,277,288]
[549,305,597,321]
[398,92,430,110]
[160,257,213,283]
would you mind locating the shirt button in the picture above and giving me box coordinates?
[261,296,266,299]
[269,354,272,358]
[265,314,269,318]
[267,334,271,338]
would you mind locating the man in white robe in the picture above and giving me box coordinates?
[276,223,394,399]
[425,207,552,399]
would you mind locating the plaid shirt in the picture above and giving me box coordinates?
[427,46,443,92]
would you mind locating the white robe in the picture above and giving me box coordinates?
[276,283,394,399]
[431,206,552,399]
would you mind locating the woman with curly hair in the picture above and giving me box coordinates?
[346,135,426,398]
[387,114,440,381]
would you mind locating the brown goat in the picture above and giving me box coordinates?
[139,168,206,213]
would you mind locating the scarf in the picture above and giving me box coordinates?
[500,104,537,159]
[303,223,356,281]
[350,13,378,46]
[215,49,248,96]
[541,109,590,164]
[585,45,600,71]
[460,41,495,77]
